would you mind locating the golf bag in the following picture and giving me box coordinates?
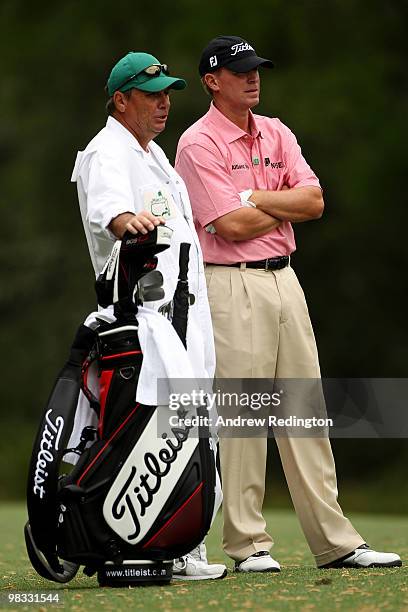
[25,227,216,586]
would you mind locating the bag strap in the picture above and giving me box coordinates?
[25,324,97,582]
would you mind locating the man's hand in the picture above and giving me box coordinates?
[249,186,324,222]
[109,211,165,239]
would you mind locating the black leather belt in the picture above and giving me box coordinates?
[206,256,289,271]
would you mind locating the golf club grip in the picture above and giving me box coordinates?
[178,243,190,281]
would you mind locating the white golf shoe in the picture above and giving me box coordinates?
[234,551,281,573]
[172,543,227,580]
[324,544,402,568]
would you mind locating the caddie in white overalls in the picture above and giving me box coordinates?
[70,51,225,581]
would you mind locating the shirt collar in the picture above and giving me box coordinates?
[106,115,145,153]
[206,102,262,143]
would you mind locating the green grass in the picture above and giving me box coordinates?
[1,503,407,611]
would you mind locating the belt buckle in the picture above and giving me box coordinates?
[264,258,270,271]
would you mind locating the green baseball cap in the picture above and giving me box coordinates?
[107,52,187,96]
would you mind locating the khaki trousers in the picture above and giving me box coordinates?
[205,264,364,566]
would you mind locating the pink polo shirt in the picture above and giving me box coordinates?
[175,103,321,264]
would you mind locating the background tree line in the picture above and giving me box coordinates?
[1,0,407,511]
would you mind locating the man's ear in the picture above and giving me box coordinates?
[113,90,128,113]
[204,73,220,94]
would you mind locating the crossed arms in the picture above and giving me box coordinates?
[213,186,324,242]
[175,139,324,243]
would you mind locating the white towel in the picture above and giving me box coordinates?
[65,306,212,462]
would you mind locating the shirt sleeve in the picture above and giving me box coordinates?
[85,151,136,239]
[280,121,321,190]
[175,142,243,228]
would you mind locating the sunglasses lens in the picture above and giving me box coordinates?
[118,64,170,90]
[143,64,169,76]
[144,65,161,76]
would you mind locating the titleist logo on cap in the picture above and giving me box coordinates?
[198,35,274,76]
[231,42,254,56]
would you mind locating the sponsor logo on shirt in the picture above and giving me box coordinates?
[230,42,254,56]
[265,158,285,169]
[232,163,250,171]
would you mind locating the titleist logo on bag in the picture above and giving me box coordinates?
[33,410,64,499]
[103,408,198,544]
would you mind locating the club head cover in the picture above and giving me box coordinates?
[120,225,173,259]
[95,225,172,308]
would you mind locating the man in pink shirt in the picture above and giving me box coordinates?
[175,35,401,573]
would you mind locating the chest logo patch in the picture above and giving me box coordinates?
[143,187,177,219]
[232,163,250,171]
[265,158,285,169]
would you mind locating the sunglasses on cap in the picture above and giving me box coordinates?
[119,64,169,90]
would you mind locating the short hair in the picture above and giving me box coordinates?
[105,87,133,115]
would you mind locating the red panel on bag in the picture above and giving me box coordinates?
[143,482,203,549]
[100,350,141,361]
[98,369,114,438]
[77,403,140,486]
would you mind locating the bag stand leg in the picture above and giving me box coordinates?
[24,522,79,584]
